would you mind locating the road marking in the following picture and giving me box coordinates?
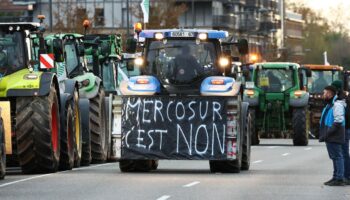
[156,195,171,200]
[183,181,200,188]
[267,146,279,149]
[0,174,52,188]
[304,147,312,151]
[252,160,263,164]
[0,163,114,188]
[282,153,290,156]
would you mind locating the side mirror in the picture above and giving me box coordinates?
[126,38,137,53]
[52,39,64,62]
[126,59,135,71]
[237,39,249,55]
[100,42,110,56]
[78,45,85,57]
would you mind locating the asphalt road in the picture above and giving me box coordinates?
[0,139,349,200]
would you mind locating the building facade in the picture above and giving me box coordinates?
[2,0,302,61]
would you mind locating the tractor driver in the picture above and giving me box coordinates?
[267,70,282,92]
[0,45,8,77]
[173,45,204,82]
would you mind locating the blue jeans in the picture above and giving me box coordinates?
[326,142,344,180]
[343,130,350,179]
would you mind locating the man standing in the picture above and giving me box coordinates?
[331,80,350,185]
[320,85,346,186]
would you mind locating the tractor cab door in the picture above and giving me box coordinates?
[62,36,85,78]
[298,67,311,91]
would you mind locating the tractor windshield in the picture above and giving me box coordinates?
[64,43,79,74]
[0,31,26,77]
[145,39,218,85]
[256,68,294,92]
[308,70,340,93]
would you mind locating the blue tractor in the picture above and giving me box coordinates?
[112,28,252,173]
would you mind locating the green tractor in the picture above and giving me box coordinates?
[243,62,311,146]
[1,22,81,174]
[45,33,109,165]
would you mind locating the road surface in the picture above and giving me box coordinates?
[0,139,349,200]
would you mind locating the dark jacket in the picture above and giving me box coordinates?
[319,95,346,144]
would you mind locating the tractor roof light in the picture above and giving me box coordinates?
[154,32,164,40]
[134,57,144,66]
[83,19,91,28]
[219,57,230,68]
[198,33,208,40]
[134,22,143,34]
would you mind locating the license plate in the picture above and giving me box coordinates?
[170,32,195,37]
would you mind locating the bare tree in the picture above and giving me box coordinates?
[132,0,187,29]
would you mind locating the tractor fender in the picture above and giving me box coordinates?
[289,92,309,108]
[62,79,79,98]
[80,76,102,99]
[78,98,90,148]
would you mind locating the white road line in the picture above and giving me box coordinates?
[267,146,279,149]
[304,147,312,151]
[183,181,200,188]
[282,153,290,156]
[0,174,52,188]
[156,195,171,200]
[252,160,263,164]
[0,163,113,188]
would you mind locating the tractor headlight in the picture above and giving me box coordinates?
[154,33,164,40]
[218,57,230,68]
[23,74,38,80]
[134,57,144,66]
[198,33,208,40]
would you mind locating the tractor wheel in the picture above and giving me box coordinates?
[241,110,252,170]
[210,97,242,173]
[0,118,5,179]
[16,86,60,173]
[58,103,74,170]
[90,87,108,163]
[249,109,259,145]
[151,160,159,170]
[119,160,153,172]
[72,90,82,168]
[292,108,309,146]
[80,99,91,166]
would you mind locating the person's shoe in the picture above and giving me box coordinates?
[324,178,335,185]
[326,179,345,186]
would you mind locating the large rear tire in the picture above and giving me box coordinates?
[241,109,252,170]
[119,160,153,172]
[90,87,108,163]
[79,99,91,166]
[249,109,259,145]
[16,86,60,174]
[72,90,82,168]
[0,118,5,179]
[59,103,74,170]
[292,108,309,146]
[210,97,242,173]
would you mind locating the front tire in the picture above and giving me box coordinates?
[90,87,108,163]
[72,90,82,167]
[292,108,309,146]
[59,103,74,170]
[241,110,252,170]
[249,109,259,145]
[16,86,60,173]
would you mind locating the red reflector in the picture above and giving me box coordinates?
[211,79,225,85]
[136,79,149,84]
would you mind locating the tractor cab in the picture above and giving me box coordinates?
[0,23,43,77]
[128,29,248,94]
